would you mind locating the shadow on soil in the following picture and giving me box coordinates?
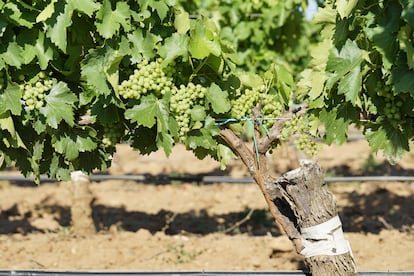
[0,185,412,236]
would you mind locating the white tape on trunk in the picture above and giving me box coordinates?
[300,215,351,258]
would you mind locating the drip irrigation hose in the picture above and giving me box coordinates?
[1,174,414,184]
[0,271,412,276]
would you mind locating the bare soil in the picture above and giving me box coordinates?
[0,140,413,272]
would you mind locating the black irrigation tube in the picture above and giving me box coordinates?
[0,271,412,276]
[1,174,414,184]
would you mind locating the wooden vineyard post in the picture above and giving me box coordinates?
[70,171,95,236]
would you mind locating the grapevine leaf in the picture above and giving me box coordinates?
[158,33,188,65]
[391,68,414,95]
[81,45,116,96]
[130,125,158,155]
[338,65,362,106]
[34,31,54,70]
[128,29,160,62]
[53,129,97,160]
[3,2,33,28]
[46,0,73,52]
[68,0,100,17]
[318,109,348,144]
[1,41,24,68]
[0,111,26,149]
[149,0,169,21]
[217,144,237,170]
[365,3,400,70]
[40,82,77,128]
[190,105,206,122]
[36,0,57,23]
[125,94,157,127]
[95,0,131,39]
[327,39,363,77]
[206,83,231,114]
[157,132,173,157]
[365,125,409,159]
[189,20,221,59]
[104,54,123,95]
[336,0,358,19]
[0,82,22,115]
[174,9,190,34]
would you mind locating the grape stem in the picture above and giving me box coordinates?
[257,104,307,154]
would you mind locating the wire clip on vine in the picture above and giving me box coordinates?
[300,215,353,258]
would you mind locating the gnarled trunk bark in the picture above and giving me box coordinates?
[220,110,357,275]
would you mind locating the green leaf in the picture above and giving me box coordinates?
[338,65,362,106]
[34,31,54,70]
[53,129,97,160]
[0,82,22,115]
[127,29,160,62]
[365,125,409,159]
[46,0,73,52]
[36,0,57,23]
[365,3,400,70]
[190,105,206,121]
[149,0,169,21]
[125,94,158,127]
[189,20,221,59]
[68,0,100,17]
[336,0,358,19]
[81,45,117,97]
[327,39,363,77]
[392,68,414,95]
[0,111,26,148]
[206,83,231,114]
[174,9,190,34]
[158,33,188,65]
[3,2,33,28]
[1,41,24,68]
[40,82,77,128]
[95,0,131,39]
[318,109,348,144]
[157,132,174,156]
[217,144,237,170]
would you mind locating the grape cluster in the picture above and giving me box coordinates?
[170,83,207,139]
[377,85,403,123]
[230,86,264,120]
[230,85,285,129]
[281,115,319,156]
[21,75,55,111]
[260,94,284,128]
[0,70,5,90]
[119,59,174,100]
[102,123,125,147]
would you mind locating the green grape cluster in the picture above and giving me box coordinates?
[102,123,125,147]
[170,83,207,138]
[119,59,174,100]
[281,115,319,156]
[0,70,5,90]
[260,93,284,128]
[230,86,264,120]
[21,75,55,111]
[377,85,403,123]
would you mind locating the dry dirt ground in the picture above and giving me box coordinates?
[0,139,413,272]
